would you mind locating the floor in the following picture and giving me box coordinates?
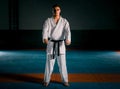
[0,50,120,89]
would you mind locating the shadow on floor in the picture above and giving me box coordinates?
[0,73,62,85]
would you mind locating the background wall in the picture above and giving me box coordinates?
[0,0,9,30]
[0,0,120,50]
[0,30,120,50]
[19,0,119,30]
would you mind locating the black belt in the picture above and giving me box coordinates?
[50,39,64,59]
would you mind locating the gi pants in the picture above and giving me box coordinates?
[44,53,68,83]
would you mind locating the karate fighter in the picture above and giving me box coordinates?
[42,4,71,87]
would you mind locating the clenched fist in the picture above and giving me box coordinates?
[43,39,48,44]
[65,40,71,45]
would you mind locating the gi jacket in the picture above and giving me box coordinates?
[42,16,71,54]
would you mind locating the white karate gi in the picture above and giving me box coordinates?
[42,16,71,83]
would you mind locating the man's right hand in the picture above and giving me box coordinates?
[43,39,48,44]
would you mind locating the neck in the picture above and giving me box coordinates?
[53,15,60,19]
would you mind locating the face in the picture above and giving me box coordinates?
[52,6,61,16]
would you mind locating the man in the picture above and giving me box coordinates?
[42,4,71,87]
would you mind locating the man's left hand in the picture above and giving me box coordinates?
[65,40,71,45]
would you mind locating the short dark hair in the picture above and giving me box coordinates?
[52,4,61,9]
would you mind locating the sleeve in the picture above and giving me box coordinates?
[42,19,49,42]
[64,19,71,42]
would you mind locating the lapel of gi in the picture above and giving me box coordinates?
[50,17,62,38]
